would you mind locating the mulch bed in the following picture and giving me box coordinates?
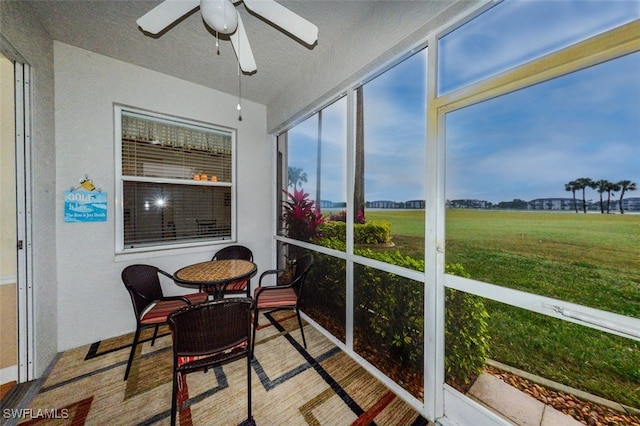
[301,311,639,425]
[485,365,640,426]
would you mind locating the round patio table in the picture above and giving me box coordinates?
[174,259,257,299]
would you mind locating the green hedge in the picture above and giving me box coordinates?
[303,238,490,388]
[352,249,424,367]
[444,263,490,387]
[320,220,391,245]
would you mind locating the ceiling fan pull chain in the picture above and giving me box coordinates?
[216,31,219,55]
[237,62,242,122]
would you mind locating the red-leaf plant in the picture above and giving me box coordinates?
[328,210,366,224]
[282,187,324,242]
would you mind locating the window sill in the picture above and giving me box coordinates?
[114,239,235,263]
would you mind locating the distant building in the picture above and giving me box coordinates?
[448,199,490,209]
[620,197,640,212]
[319,200,345,209]
[527,197,640,212]
[367,200,401,209]
[528,198,576,211]
[405,199,425,209]
[320,197,639,212]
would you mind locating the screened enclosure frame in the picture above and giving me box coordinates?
[436,18,640,424]
[273,4,640,425]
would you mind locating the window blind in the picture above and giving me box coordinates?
[121,112,232,182]
[120,110,234,249]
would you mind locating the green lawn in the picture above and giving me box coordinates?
[350,209,640,408]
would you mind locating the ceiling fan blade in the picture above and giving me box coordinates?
[242,0,318,45]
[137,0,200,34]
[230,15,257,73]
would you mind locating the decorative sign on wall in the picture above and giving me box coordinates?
[64,175,107,223]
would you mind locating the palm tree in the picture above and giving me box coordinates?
[564,180,579,213]
[595,180,610,214]
[575,177,595,213]
[617,180,637,214]
[354,86,365,220]
[316,110,323,212]
[288,167,308,189]
[606,181,619,214]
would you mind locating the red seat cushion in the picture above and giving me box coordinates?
[254,286,297,309]
[176,340,248,367]
[202,279,247,294]
[140,292,208,325]
[224,278,248,292]
[185,292,208,304]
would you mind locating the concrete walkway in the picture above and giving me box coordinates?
[468,373,583,426]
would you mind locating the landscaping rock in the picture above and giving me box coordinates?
[485,365,640,426]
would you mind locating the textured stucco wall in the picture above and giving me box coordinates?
[54,42,271,350]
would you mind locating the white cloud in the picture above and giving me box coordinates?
[440,1,639,92]
[289,4,639,205]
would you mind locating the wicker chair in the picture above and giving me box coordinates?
[168,298,254,426]
[202,245,254,297]
[252,255,313,356]
[121,264,208,381]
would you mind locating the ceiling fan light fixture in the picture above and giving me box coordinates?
[200,0,238,34]
[137,0,318,74]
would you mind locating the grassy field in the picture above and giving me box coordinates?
[355,209,640,408]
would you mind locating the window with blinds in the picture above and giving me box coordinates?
[117,108,234,250]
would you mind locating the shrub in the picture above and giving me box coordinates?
[444,263,490,389]
[306,241,490,388]
[302,239,347,316]
[355,220,391,245]
[328,210,366,224]
[319,220,391,245]
[300,238,348,340]
[319,221,346,241]
[353,249,424,367]
[282,187,324,242]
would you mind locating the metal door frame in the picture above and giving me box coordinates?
[1,35,35,382]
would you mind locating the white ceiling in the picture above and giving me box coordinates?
[25,0,473,124]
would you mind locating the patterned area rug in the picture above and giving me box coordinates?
[16,310,429,425]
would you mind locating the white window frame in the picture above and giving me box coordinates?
[114,104,237,255]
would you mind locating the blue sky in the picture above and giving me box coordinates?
[288,1,639,205]
[287,97,347,202]
[446,51,640,204]
[444,0,639,204]
[362,50,426,202]
[439,1,640,94]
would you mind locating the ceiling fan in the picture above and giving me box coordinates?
[137,0,319,73]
